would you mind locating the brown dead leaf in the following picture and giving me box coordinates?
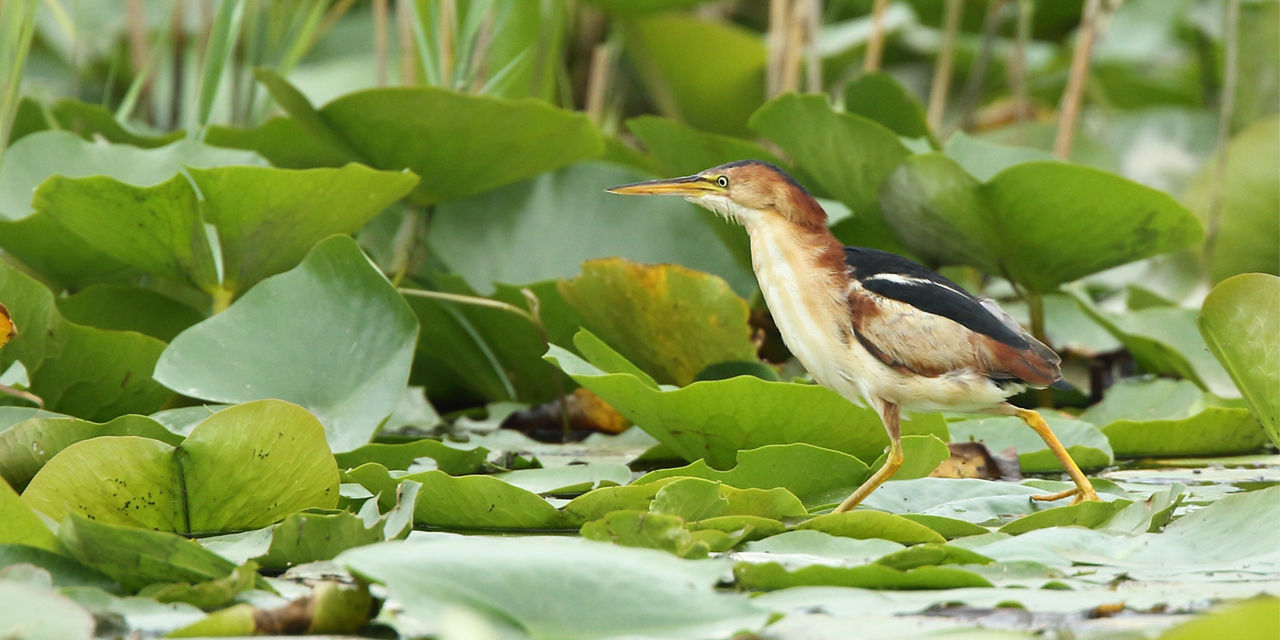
[930,442,1021,480]
[502,388,631,442]
[0,303,14,348]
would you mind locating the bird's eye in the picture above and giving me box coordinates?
[715,175,729,188]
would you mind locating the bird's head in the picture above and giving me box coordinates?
[607,160,827,231]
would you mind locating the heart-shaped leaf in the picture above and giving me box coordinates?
[155,236,418,452]
[1198,273,1280,446]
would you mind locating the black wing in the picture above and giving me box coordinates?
[843,247,1028,349]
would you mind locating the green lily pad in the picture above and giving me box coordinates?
[1081,379,1269,457]
[558,259,757,386]
[492,463,632,496]
[56,285,204,342]
[649,477,806,521]
[546,332,949,468]
[22,400,339,535]
[253,510,385,572]
[1159,597,1280,640]
[137,561,258,610]
[947,415,1114,472]
[880,154,1203,293]
[622,14,765,137]
[1183,117,1280,283]
[0,545,116,591]
[334,438,488,475]
[636,444,871,504]
[0,131,264,289]
[996,500,1132,535]
[427,162,754,299]
[733,560,992,591]
[799,511,947,545]
[0,414,181,491]
[0,261,171,420]
[1199,274,1280,446]
[842,72,934,143]
[873,543,994,570]
[154,236,418,452]
[345,463,570,531]
[339,536,769,639]
[581,510,715,558]
[750,93,912,251]
[626,116,788,178]
[0,479,57,552]
[897,514,990,539]
[57,514,242,593]
[36,163,417,295]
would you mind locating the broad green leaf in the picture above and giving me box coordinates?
[943,132,1058,182]
[881,154,1204,292]
[339,536,769,639]
[56,285,204,342]
[0,261,171,420]
[0,131,264,289]
[650,478,806,521]
[334,438,488,475]
[947,415,1114,472]
[22,400,339,535]
[0,580,94,640]
[21,98,183,148]
[1198,274,1280,446]
[750,93,912,251]
[57,514,239,593]
[346,464,569,531]
[996,500,1132,535]
[164,604,256,638]
[558,259,757,386]
[137,561,258,610]
[0,545,116,591]
[1080,379,1269,457]
[1183,118,1280,283]
[155,236,418,452]
[317,86,602,205]
[636,443,871,503]
[626,116,788,178]
[874,434,952,480]
[546,337,949,468]
[581,510,712,558]
[733,561,991,591]
[0,414,182,491]
[36,164,417,295]
[622,14,765,136]
[253,510,383,572]
[405,278,582,405]
[842,72,934,143]
[492,463,631,496]
[428,162,754,298]
[743,530,905,564]
[561,481,673,523]
[799,511,946,545]
[856,478,1120,527]
[0,479,57,551]
[897,514,989,540]
[1159,597,1280,640]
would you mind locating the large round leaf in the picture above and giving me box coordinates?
[0,414,182,491]
[1198,273,1280,446]
[21,400,339,534]
[881,154,1204,292]
[154,236,418,452]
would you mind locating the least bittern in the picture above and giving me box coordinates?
[608,161,1099,513]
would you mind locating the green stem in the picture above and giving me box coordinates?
[210,285,235,314]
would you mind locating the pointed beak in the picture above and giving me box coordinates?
[606,175,717,197]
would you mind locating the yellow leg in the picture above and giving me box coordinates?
[833,402,901,513]
[1014,407,1100,504]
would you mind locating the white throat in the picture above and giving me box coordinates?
[687,194,763,227]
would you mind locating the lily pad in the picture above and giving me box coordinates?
[339,535,770,639]
[546,331,949,468]
[996,500,1132,535]
[947,415,1114,472]
[636,444,871,504]
[22,400,339,535]
[154,236,418,452]
[880,154,1203,293]
[56,514,242,593]
[1080,378,1269,457]
[0,579,95,640]
[622,14,765,137]
[558,259,757,386]
[0,261,171,420]
[733,561,992,591]
[799,511,947,545]
[334,438,488,475]
[56,285,204,342]
[0,479,57,552]
[842,72,934,143]
[0,414,182,491]
[1198,274,1279,446]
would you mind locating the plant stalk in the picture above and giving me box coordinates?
[1053,0,1103,159]
[1204,0,1240,264]
[926,0,963,133]
[863,0,890,72]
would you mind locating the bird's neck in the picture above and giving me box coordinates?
[744,213,849,304]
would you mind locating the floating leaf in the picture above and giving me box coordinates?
[799,511,946,545]
[22,400,338,535]
[334,438,488,475]
[0,414,182,491]
[0,479,57,552]
[1198,274,1280,446]
[996,500,1132,535]
[155,236,418,452]
[1080,379,1269,457]
[1183,117,1280,283]
[881,154,1203,293]
[558,259,757,386]
[1159,597,1280,640]
[345,464,569,531]
[137,561,258,610]
[0,261,171,420]
[57,514,241,593]
[546,332,949,468]
[0,579,95,640]
[56,285,204,342]
[581,510,714,558]
[622,14,765,136]
[339,536,769,639]
[253,510,384,572]
[733,560,991,591]
[947,415,1114,472]
[636,444,871,504]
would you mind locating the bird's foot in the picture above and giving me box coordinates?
[1030,485,1101,504]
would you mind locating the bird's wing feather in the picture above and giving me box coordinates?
[843,247,1060,386]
